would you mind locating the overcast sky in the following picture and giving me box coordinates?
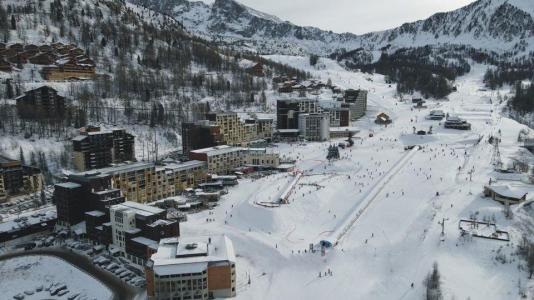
[201,0,476,34]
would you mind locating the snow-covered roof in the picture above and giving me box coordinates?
[72,135,87,142]
[110,201,164,217]
[75,162,155,176]
[131,236,158,247]
[0,206,57,233]
[150,235,235,276]
[148,219,175,227]
[156,160,206,172]
[238,59,257,69]
[85,210,106,217]
[486,184,530,199]
[276,129,300,133]
[55,182,82,189]
[191,145,243,156]
[211,175,238,180]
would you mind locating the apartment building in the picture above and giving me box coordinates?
[276,99,323,129]
[182,114,274,158]
[16,86,66,121]
[189,146,244,175]
[190,146,280,175]
[109,202,179,262]
[181,121,224,155]
[206,113,247,146]
[72,126,135,171]
[54,172,125,227]
[0,155,42,202]
[146,235,236,300]
[76,201,181,265]
[343,89,368,121]
[298,113,330,142]
[242,148,280,168]
[72,160,207,204]
[156,161,208,200]
[245,118,273,140]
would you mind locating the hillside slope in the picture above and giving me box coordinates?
[0,0,308,178]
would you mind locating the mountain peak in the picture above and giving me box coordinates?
[129,0,534,57]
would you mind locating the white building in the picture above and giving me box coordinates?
[298,113,330,141]
[146,235,237,300]
[109,201,165,255]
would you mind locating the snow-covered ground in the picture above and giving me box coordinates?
[0,255,112,300]
[178,56,534,299]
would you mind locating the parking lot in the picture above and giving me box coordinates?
[3,234,146,289]
[0,187,54,222]
[64,240,146,289]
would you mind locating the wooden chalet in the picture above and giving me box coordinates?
[0,48,17,58]
[8,43,23,53]
[245,62,264,77]
[51,42,65,49]
[29,53,56,65]
[375,113,392,125]
[24,44,39,52]
[69,48,85,56]
[38,44,53,52]
[7,53,28,65]
[0,43,96,80]
[0,58,12,72]
[42,58,96,80]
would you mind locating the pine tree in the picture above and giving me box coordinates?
[424,262,442,300]
[309,54,319,66]
[19,147,25,165]
[10,14,15,30]
[40,186,47,205]
[0,5,8,42]
[30,151,37,166]
[5,79,13,99]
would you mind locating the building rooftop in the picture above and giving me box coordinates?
[72,135,87,142]
[0,206,57,233]
[276,129,300,134]
[486,184,531,200]
[131,236,158,247]
[55,182,82,189]
[111,201,164,217]
[277,98,319,103]
[156,160,206,173]
[93,188,121,195]
[85,210,106,217]
[150,235,235,276]
[74,162,154,177]
[190,145,243,157]
[148,219,175,227]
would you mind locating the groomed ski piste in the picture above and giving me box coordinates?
[179,56,534,300]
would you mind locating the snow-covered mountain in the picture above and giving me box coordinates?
[130,0,534,57]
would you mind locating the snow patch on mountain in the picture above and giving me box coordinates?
[130,0,534,58]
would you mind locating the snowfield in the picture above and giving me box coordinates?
[0,255,112,300]
[178,56,534,299]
